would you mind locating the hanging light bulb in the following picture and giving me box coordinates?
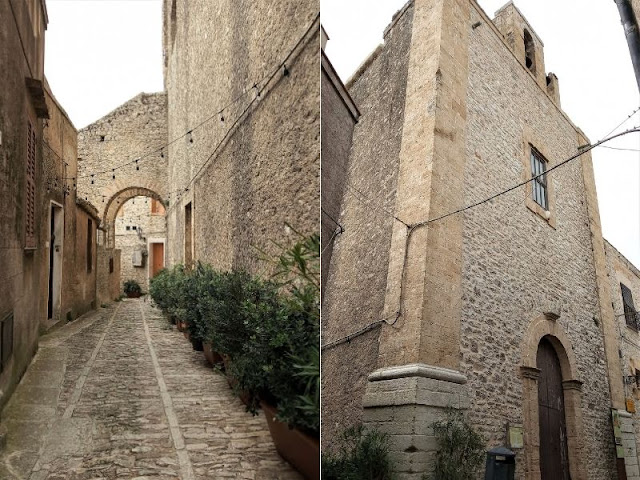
[112,169,115,180]
[220,113,224,123]
[283,64,289,77]
[160,148,164,158]
[188,131,193,143]
[135,159,139,171]
[253,84,260,98]
[90,174,94,185]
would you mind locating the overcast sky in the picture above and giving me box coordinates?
[44,0,164,129]
[323,0,640,266]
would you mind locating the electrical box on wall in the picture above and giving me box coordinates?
[132,249,145,267]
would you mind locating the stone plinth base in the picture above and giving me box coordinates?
[362,364,468,480]
[619,410,640,480]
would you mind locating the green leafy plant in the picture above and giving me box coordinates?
[426,408,484,480]
[322,425,396,480]
[123,279,142,296]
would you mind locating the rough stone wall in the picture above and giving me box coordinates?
[77,92,168,232]
[42,83,99,326]
[115,196,166,291]
[0,0,47,411]
[71,203,98,317]
[458,3,616,478]
[162,0,319,275]
[320,54,357,295]
[321,3,413,448]
[605,240,640,471]
[96,246,121,305]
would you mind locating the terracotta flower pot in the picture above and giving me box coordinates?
[203,343,223,367]
[221,355,251,406]
[126,291,141,298]
[261,402,319,480]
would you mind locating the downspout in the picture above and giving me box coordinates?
[615,0,640,93]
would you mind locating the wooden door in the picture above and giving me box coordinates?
[151,243,164,278]
[537,338,570,480]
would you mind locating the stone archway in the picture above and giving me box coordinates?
[520,315,587,480]
[102,186,166,249]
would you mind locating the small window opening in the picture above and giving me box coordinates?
[622,283,638,330]
[530,147,548,210]
[126,226,131,231]
[524,29,535,73]
[546,75,551,86]
[109,257,114,274]
[99,135,105,142]
[132,226,137,231]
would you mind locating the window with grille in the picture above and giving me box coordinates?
[25,121,36,249]
[0,313,14,374]
[621,283,638,330]
[530,147,548,210]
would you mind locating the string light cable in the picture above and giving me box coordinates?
[163,12,320,210]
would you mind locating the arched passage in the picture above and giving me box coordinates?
[102,186,166,248]
[520,315,587,480]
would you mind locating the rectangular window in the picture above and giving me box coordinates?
[530,147,548,210]
[87,219,93,272]
[151,198,165,215]
[621,283,638,330]
[25,121,36,249]
[185,202,193,266]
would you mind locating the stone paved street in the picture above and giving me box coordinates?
[0,299,301,480]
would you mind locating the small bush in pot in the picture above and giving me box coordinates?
[123,279,142,298]
[322,425,396,480]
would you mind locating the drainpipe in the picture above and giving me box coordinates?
[615,0,640,94]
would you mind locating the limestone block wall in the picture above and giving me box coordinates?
[320,53,358,294]
[458,3,616,478]
[163,0,319,275]
[0,0,48,411]
[114,196,166,291]
[321,2,413,448]
[77,93,168,226]
[96,246,121,305]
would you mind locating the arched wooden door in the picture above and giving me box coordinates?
[537,338,570,480]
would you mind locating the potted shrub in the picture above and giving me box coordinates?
[230,234,320,478]
[123,279,142,298]
[322,425,395,480]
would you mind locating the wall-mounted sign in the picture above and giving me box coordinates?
[507,424,524,449]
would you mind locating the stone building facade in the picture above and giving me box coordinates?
[0,0,49,411]
[320,46,359,295]
[162,0,319,275]
[42,82,101,328]
[605,240,640,478]
[322,1,628,478]
[114,196,166,291]
[77,92,168,249]
[77,92,168,297]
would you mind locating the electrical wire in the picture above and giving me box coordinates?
[321,207,344,233]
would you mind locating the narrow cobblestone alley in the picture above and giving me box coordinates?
[0,299,301,480]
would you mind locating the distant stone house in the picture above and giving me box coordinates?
[322,1,632,479]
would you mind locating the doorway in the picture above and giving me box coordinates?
[150,242,165,278]
[47,203,64,320]
[537,337,570,480]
